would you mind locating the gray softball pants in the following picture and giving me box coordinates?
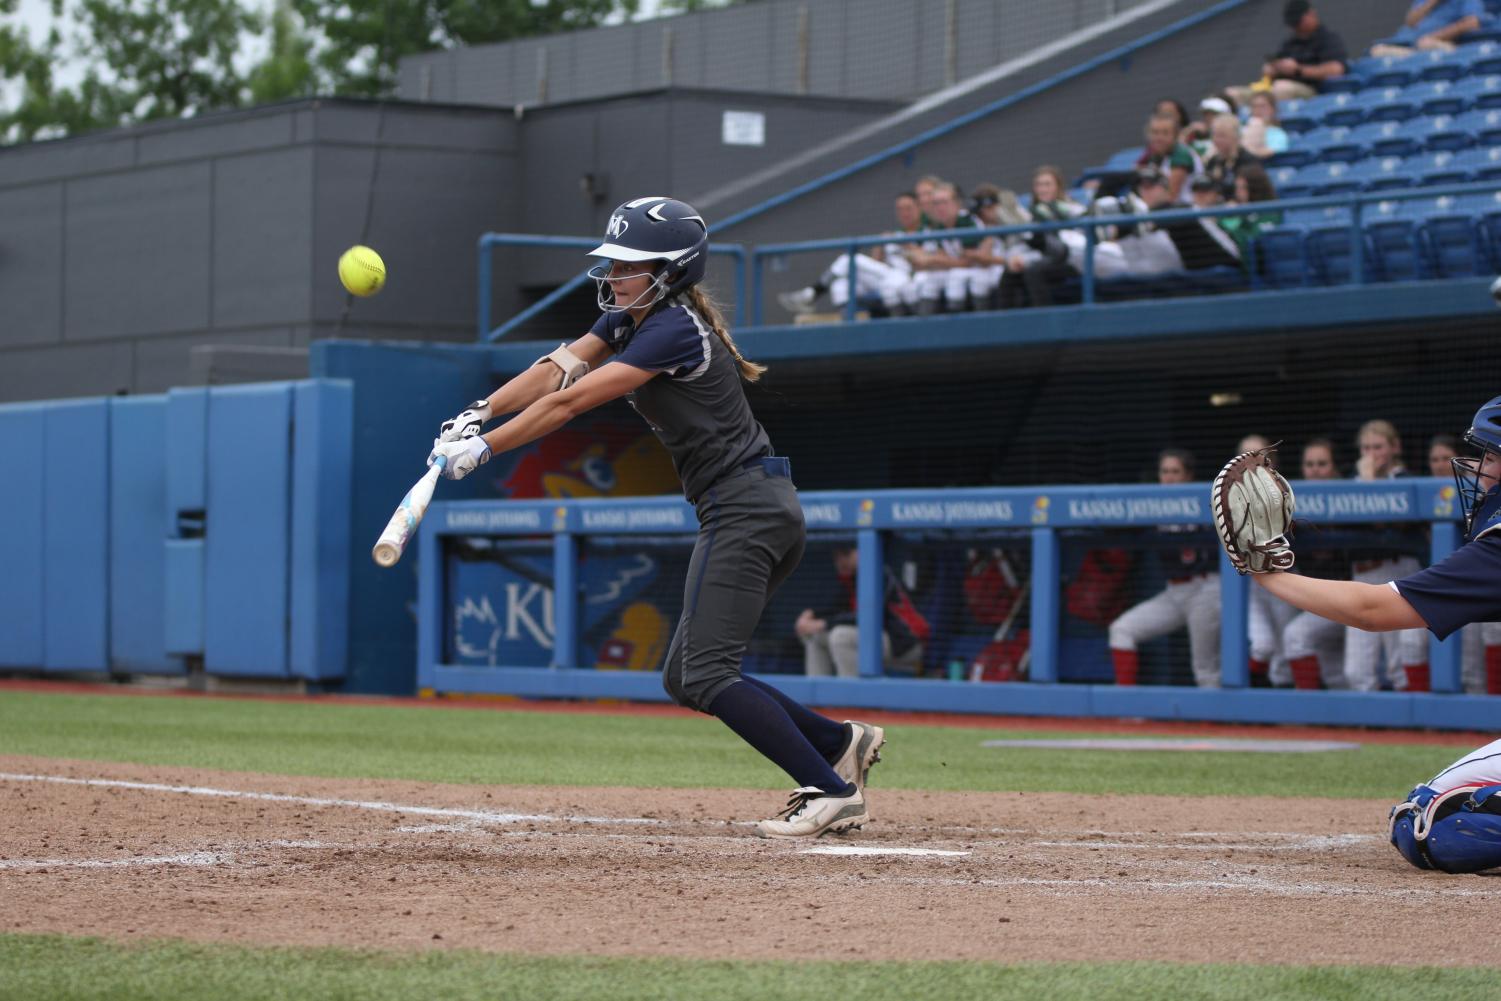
[661,459,806,712]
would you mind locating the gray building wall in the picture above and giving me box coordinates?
[0,100,517,401]
[399,0,1160,108]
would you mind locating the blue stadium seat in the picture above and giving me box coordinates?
[1299,91,1370,128]
[1300,125,1365,163]
[1454,108,1501,145]
[1253,227,1310,288]
[1363,87,1419,123]
[1422,211,1487,277]
[1462,40,1501,76]
[1306,224,1368,285]
[1477,208,1501,268]
[1410,46,1472,82]
[1451,145,1501,178]
[1267,163,1304,197]
[1401,149,1471,186]
[1454,73,1501,110]
[1458,189,1501,217]
[1322,75,1365,95]
[1349,155,1409,191]
[1286,205,1352,228]
[1407,78,1468,116]
[1348,55,1418,89]
[1366,214,1427,281]
[1349,120,1422,158]
[1297,160,1362,196]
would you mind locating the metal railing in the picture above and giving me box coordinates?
[477,234,748,342]
[748,178,1501,324]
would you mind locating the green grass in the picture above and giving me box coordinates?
[0,689,1462,798]
[2,934,1497,1001]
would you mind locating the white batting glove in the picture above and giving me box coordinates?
[427,436,491,480]
[437,400,492,443]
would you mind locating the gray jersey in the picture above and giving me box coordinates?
[591,301,772,501]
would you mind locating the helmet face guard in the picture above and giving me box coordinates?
[587,261,670,314]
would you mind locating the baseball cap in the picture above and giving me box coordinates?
[1283,0,1311,27]
[1199,96,1232,116]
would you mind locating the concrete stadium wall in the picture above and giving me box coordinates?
[0,100,516,402]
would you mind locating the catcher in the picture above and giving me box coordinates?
[1212,396,1501,873]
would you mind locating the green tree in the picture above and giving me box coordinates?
[247,0,316,104]
[290,0,639,98]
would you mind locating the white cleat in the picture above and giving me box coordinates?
[755,786,869,839]
[830,720,885,792]
[777,286,818,315]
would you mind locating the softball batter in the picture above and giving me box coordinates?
[427,196,883,839]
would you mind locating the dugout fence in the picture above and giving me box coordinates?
[417,479,1496,731]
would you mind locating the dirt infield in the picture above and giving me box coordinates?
[3,754,1496,967]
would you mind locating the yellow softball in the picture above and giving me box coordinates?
[338,245,386,297]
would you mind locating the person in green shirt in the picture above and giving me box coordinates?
[1217,163,1282,271]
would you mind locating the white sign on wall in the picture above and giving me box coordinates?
[721,110,766,147]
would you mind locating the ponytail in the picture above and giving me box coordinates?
[683,286,767,383]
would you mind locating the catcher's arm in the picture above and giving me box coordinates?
[1254,573,1426,632]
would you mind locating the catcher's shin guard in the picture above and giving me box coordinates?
[1289,655,1321,690]
[1390,784,1501,873]
[1111,649,1139,686]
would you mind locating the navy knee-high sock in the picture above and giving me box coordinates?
[738,674,847,761]
[706,681,855,796]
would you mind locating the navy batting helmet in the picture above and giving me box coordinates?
[1454,395,1501,538]
[587,196,708,312]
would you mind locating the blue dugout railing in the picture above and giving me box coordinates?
[416,478,1495,730]
[476,235,749,342]
[749,179,1501,325]
[474,0,1252,340]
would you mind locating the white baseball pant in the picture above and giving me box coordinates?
[1344,557,1426,690]
[1279,610,1347,688]
[1460,621,1501,693]
[911,266,997,307]
[823,253,912,309]
[1249,585,1299,681]
[803,625,922,678]
[1108,574,1221,687]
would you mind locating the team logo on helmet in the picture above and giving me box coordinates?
[606,213,629,239]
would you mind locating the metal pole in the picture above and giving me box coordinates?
[857,529,883,678]
[476,237,493,341]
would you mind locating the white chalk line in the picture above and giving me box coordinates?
[803,846,970,857]
[0,851,229,871]
[0,772,663,828]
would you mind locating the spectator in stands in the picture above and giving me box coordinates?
[1181,94,1237,159]
[796,545,928,679]
[914,174,945,227]
[1155,97,1192,134]
[1371,0,1485,57]
[1218,164,1282,268]
[1428,432,1461,476]
[996,166,1084,309]
[1228,1,1348,105]
[1088,167,1186,278]
[965,184,1029,307]
[1274,436,1349,688]
[1108,448,1222,687]
[1203,114,1261,199]
[907,182,988,314]
[778,191,922,318]
[1137,112,1202,204]
[1345,419,1429,691]
[1159,175,1244,271]
[1241,92,1291,160]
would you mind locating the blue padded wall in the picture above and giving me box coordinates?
[0,403,46,667]
[163,387,207,657]
[42,399,110,671]
[290,380,352,681]
[204,383,292,676]
[108,396,178,673]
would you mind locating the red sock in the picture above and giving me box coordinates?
[1112,649,1139,686]
[1249,658,1269,678]
[1289,655,1321,690]
[1487,646,1501,695]
[1403,663,1430,692]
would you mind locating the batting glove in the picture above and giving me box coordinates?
[428,435,491,481]
[437,400,492,443]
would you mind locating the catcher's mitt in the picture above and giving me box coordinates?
[1211,446,1296,575]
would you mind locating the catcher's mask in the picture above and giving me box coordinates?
[1453,394,1501,539]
